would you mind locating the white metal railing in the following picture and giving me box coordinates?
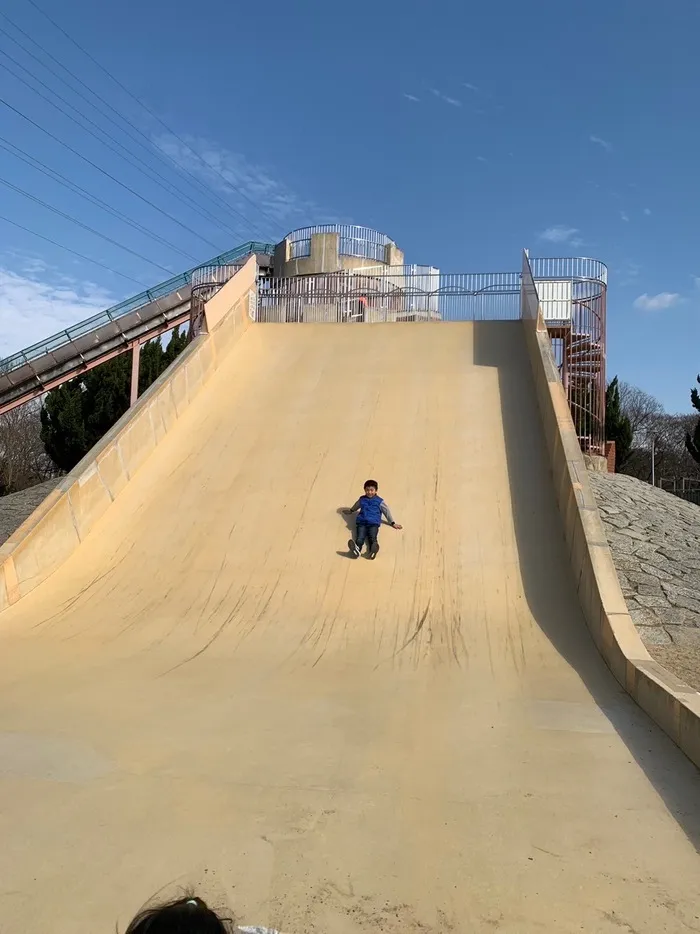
[257,270,522,324]
[530,256,607,285]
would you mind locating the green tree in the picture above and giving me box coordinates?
[41,327,188,472]
[605,376,633,471]
[685,375,700,465]
[163,325,189,365]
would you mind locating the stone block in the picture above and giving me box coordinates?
[614,554,645,573]
[640,562,675,581]
[659,547,700,570]
[661,587,700,614]
[626,568,660,587]
[607,515,631,529]
[637,581,663,596]
[654,607,699,626]
[661,581,700,601]
[635,593,671,609]
[636,625,672,646]
[627,602,665,626]
[668,627,700,647]
[633,543,661,562]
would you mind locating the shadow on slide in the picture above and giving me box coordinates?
[472,320,700,854]
[336,507,357,559]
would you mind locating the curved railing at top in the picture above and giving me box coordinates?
[0,241,275,375]
[286,224,395,263]
[530,256,608,286]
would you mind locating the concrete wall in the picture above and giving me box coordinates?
[522,296,700,769]
[0,257,258,612]
[385,243,405,266]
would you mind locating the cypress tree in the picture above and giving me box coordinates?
[685,375,700,465]
[605,376,633,471]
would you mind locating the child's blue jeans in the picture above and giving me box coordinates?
[355,521,379,551]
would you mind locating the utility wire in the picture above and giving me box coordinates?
[0,95,226,253]
[0,212,148,286]
[0,134,199,262]
[0,10,261,240]
[0,173,178,276]
[0,49,246,244]
[21,0,286,234]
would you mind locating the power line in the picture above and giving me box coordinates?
[0,172,178,276]
[0,212,148,286]
[0,95,226,253]
[0,47,248,244]
[0,134,200,262]
[21,0,287,234]
[0,10,262,240]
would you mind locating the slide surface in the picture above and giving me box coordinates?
[1,322,700,933]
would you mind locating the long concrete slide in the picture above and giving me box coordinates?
[1,258,700,933]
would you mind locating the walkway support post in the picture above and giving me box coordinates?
[130,342,141,406]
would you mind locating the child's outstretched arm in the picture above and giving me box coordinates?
[343,500,361,515]
[380,502,403,529]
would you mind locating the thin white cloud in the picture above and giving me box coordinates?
[476,155,487,163]
[463,82,479,91]
[429,88,462,106]
[590,135,612,152]
[692,276,700,290]
[153,133,331,232]
[633,292,681,311]
[0,268,113,360]
[643,207,652,216]
[620,211,630,222]
[403,93,420,102]
[20,256,50,276]
[539,225,582,247]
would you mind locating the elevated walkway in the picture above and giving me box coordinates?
[0,241,274,414]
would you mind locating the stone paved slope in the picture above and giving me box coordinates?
[0,479,60,546]
[589,471,700,690]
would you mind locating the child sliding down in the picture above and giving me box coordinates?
[344,479,402,560]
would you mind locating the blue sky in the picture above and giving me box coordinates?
[0,0,698,411]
